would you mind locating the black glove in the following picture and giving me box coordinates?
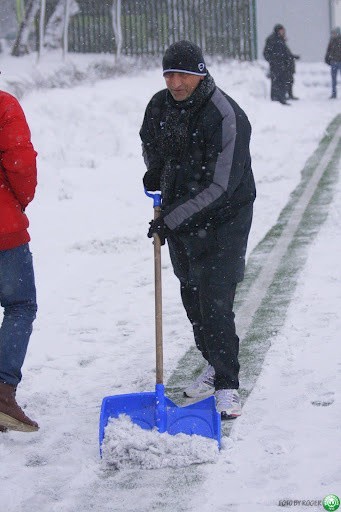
[143,169,161,191]
[294,55,300,60]
[147,217,168,245]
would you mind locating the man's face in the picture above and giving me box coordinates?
[164,72,204,101]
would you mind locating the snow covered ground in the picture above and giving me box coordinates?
[0,50,340,511]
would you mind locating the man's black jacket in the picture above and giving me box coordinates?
[325,34,341,64]
[140,80,256,234]
[263,32,292,75]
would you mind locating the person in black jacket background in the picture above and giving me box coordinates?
[263,24,299,104]
[286,45,300,101]
[140,40,256,419]
[325,27,341,99]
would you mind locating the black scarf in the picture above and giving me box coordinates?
[159,73,215,160]
[159,73,216,203]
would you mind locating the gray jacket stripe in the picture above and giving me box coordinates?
[164,89,237,230]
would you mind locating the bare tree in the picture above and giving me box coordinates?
[11,0,41,56]
[63,0,71,59]
[37,0,47,61]
[44,0,79,51]
[111,0,122,60]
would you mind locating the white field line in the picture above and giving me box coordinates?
[237,125,341,341]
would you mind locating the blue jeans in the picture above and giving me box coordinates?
[0,244,37,387]
[331,61,341,97]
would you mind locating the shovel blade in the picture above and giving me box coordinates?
[99,391,221,452]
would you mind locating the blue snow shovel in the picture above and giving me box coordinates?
[99,191,221,453]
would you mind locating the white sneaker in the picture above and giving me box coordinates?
[215,389,241,419]
[183,364,215,399]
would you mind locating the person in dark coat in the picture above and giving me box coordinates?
[0,88,39,433]
[263,24,298,104]
[140,40,256,419]
[286,45,300,100]
[325,27,341,99]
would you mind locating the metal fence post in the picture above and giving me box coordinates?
[40,0,257,60]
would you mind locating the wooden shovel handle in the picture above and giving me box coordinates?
[153,206,163,384]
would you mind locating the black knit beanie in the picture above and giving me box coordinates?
[274,24,284,34]
[162,40,207,76]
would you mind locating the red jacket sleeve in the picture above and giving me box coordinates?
[0,93,37,209]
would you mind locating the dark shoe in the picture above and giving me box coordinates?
[0,382,39,432]
[272,97,290,105]
[0,425,8,433]
[329,95,336,99]
[289,96,299,100]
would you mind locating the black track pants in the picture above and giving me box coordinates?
[167,206,252,390]
[180,281,240,390]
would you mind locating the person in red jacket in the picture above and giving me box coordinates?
[0,88,39,432]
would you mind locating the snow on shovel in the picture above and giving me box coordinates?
[99,191,221,456]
